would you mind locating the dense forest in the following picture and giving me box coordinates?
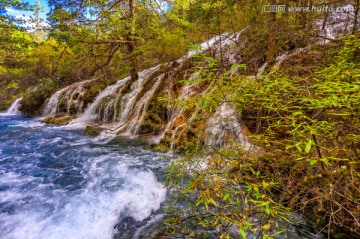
[1,0,360,238]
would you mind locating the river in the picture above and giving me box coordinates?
[0,115,167,239]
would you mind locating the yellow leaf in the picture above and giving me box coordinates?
[262,224,271,230]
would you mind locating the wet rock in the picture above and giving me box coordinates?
[84,125,104,136]
[42,113,76,125]
[333,233,353,239]
[113,214,167,239]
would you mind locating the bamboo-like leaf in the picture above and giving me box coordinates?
[305,139,313,154]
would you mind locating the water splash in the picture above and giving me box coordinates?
[0,116,167,239]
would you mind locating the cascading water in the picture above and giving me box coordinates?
[317,4,355,43]
[187,33,229,58]
[73,77,131,126]
[43,88,67,116]
[0,115,167,239]
[256,5,355,77]
[187,31,242,58]
[42,26,325,151]
[43,79,95,117]
[126,74,164,135]
[2,98,22,116]
[160,75,210,149]
[67,32,247,146]
[72,65,162,130]
[1,27,336,239]
[39,5,358,145]
[205,103,252,149]
[42,31,258,151]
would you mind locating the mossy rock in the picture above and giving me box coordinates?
[151,144,169,152]
[145,113,162,124]
[159,135,172,147]
[139,121,161,134]
[69,102,77,115]
[72,92,80,99]
[176,141,196,152]
[84,125,104,136]
[82,80,108,106]
[57,99,67,113]
[333,233,353,239]
[42,115,76,125]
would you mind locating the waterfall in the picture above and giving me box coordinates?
[205,103,252,149]
[316,4,354,44]
[255,4,354,78]
[149,72,205,145]
[111,65,162,130]
[3,98,22,115]
[43,79,95,117]
[72,77,131,126]
[43,88,67,116]
[187,33,229,57]
[126,73,164,134]
[73,32,248,145]
[187,31,243,58]
[71,65,162,131]
[50,32,251,148]
[150,33,244,145]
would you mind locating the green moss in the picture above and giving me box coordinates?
[42,115,76,125]
[159,135,171,147]
[20,80,57,116]
[139,121,160,134]
[333,233,353,239]
[84,125,104,136]
[152,144,169,152]
[69,103,77,114]
[57,98,67,113]
[146,113,162,124]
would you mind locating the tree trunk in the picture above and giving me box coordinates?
[267,0,277,65]
[322,12,329,30]
[128,0,138,82]
[353,0,360,34]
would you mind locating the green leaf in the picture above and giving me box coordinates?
[203,100,208,108]
[239,228,246,239]
[305,139,313,154]
[196,199,203,207]
[310,160,317,166]
[296,144,303,153]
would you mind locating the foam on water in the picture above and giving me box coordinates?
[0,115,167,239]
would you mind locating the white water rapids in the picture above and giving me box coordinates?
[0,115,167,239]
